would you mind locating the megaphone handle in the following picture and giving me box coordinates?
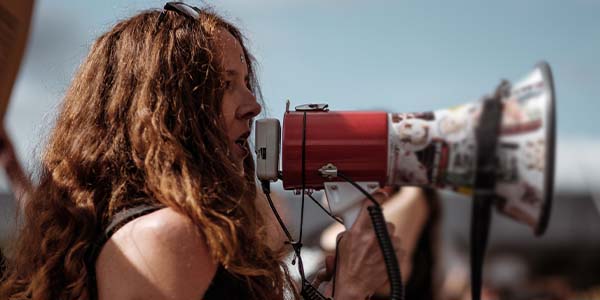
[470,196,493,300]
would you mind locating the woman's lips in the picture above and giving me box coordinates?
[234,140,249,159]
[233,131,250,160]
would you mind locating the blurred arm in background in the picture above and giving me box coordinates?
[0,126,32,206]
[0,125,34,279]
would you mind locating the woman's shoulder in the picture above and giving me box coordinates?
[96,207,218,300]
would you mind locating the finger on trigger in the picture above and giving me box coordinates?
[371,188,390,204]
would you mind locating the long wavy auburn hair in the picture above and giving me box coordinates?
[0,7,295,300]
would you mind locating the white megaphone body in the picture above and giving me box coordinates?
[256,62,555,236]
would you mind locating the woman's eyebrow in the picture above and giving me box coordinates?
[225,69,249,81]
[225,69,239,76]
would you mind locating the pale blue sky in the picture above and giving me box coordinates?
[6,0,600,173]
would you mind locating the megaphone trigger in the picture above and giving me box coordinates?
[324,181,381,228]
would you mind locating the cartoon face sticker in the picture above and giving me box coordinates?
[394,119,431,151]
[522,139,545,172]
[438,113,469,142]
[392,149,429,185]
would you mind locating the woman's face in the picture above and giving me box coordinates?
[217,29,261,168]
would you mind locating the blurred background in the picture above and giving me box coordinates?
[1,0,599,299]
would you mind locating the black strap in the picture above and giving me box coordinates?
[87,204,163,300]
[0,248,6,278]
[470,83,507,300]
[104,205,163,240]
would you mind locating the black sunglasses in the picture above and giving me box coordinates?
[157,2,202,26]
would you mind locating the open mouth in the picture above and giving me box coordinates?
[234,131,250,158]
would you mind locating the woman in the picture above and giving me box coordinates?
[0,3,400,299]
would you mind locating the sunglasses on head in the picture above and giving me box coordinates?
[157,2,202,26]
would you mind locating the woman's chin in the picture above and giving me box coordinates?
[234,159,245,175]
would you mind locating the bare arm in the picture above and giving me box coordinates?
[96,207,218,300]
[377,187,429,280]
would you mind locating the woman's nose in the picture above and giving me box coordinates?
[236,93,261,120]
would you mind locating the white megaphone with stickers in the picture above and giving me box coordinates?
[255,62,556,300]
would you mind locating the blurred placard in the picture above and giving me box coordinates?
[0,0,34,122]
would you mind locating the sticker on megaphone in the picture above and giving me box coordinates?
[387,64,554,233]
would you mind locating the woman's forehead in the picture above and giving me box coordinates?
[215,29,246,73]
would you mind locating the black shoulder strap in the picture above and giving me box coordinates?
[103,205,164,240]
[87,204,163,300]
[91,204,163,261]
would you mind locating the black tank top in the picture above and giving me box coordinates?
[87,205,251,300]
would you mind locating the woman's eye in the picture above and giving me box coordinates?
[224,80,233,90]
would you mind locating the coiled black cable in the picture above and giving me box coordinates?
[336,171,404,300]
[301,280,330,300]
[368,205,404,300]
